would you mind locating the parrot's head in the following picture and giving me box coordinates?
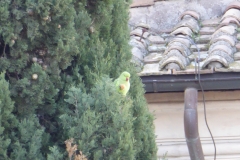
[120,71,131,82]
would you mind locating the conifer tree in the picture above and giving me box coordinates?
[61,77,136,159]
[0,0,157,159]
[10,115,45,160]
[0,72,17,160]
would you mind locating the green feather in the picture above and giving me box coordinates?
[114,71,131,96]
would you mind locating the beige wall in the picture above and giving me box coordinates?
[146,91,240,160]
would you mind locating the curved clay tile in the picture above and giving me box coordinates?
[129,38,147,52]
[132,47,144,60]
[168,37,191,48]
[221,9,240,22]
[210,50,234,62]
[236,43,240,51]
[211,25,237,38]
[210,35,236,47]
[180,10,200,20]
[159,50,189,70]
[168,41,190,51]
[167,41,191,55]
[171,27,193,36]
[209,44,233,57]
[224,1,240,13]
[173,18,200,33]
[130,36,148,48]
[234,52,240,60]
[219,17,240,28]
[164,45,190,57]
[135,22,150,29]
[130,28,149,38]
[202,55,229,69]
[160,57,184,71]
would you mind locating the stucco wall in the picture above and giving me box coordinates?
[147,91,240,159]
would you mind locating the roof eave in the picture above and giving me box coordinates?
[141,72,240,93]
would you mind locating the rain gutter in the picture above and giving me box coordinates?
[140,72,240,93]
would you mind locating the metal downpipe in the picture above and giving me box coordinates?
[184,88,205,160]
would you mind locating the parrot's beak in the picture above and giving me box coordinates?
[126,77,129,81]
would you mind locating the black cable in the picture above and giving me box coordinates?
[196,46,217,160]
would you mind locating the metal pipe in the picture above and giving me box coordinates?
[184,88,205,160]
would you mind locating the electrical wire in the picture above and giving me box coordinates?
[194,40,217,160]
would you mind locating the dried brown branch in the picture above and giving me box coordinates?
[65,138,88,160]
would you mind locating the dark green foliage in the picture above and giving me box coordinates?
[0,72,17,160]
[10,115,45,160]
[61,77,135,159]
[0,0,157,159]
[47,146,63,160]
[128,70,158,160]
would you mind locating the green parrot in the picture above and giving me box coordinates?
[114,71,131,96]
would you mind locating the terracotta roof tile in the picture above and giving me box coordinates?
[225,1,240,13]
[168,37,192,47]
[234,52,240,60]
[130,28,149,38]
[235,43,240,51]
[159,52,189,71]
[171,27,193,36]
[173,18,200,33]
[209,45,233,56]
[210,35,236,47]
[164,44,191,56]
[218,17,240,28]
[202,55,230,69]
[221,9,240,22]
[211,25,237,39]
[135,23,150,29]
[237,33,240,40]
[129,2,240,76]
[180,10,200,20]
[132,47,144,60]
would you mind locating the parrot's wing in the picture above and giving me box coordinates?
[114,78,119,86]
